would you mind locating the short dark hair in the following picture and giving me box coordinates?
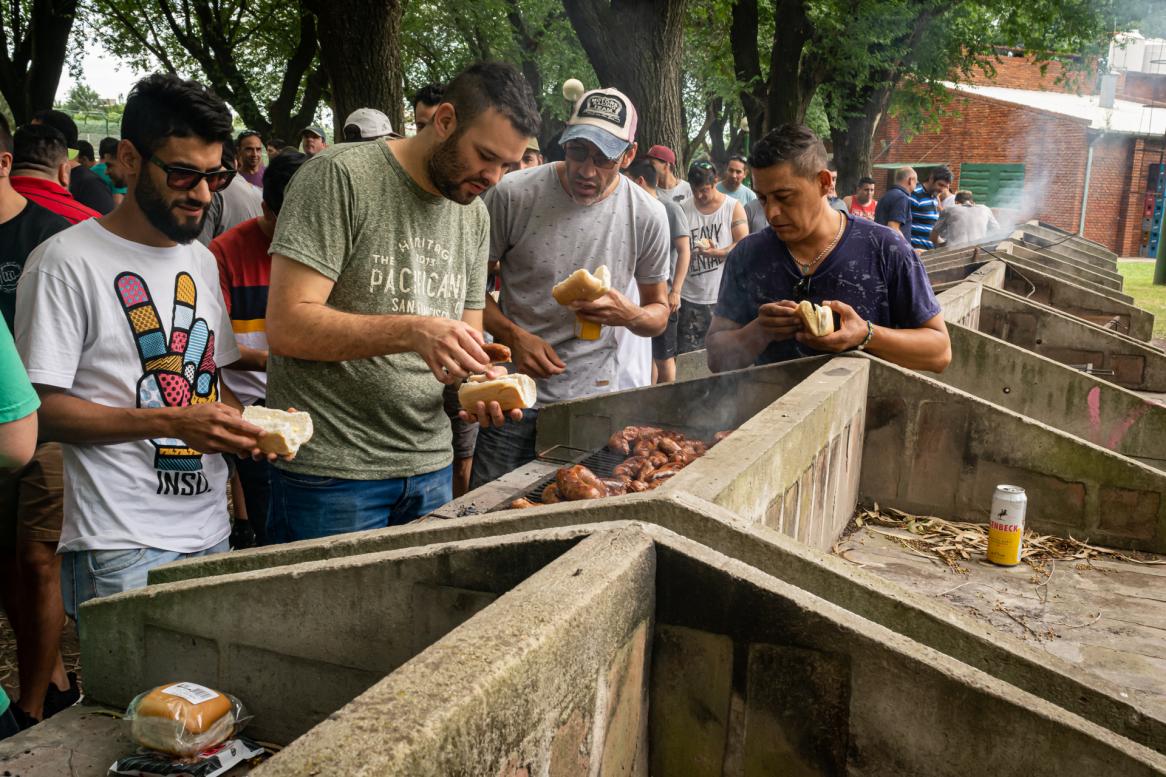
[930,165,953,183]
[99,136,120,158]
[32,109,78,148]
[220,135,236,168]
[237,129,263,146]
[13,124,69,170]
[625,157,657,187]
[262,150,307,215]
[267,138,287,151]
[121,73,233,157]
[955,190,974,204]
[0,113,13,155]
[443,63,540,139]
[342,124,363,142]
[749,124,827,180]
[413,83,445,110]
[688,159,717,188]
[726,154,748,168]
[857,176,876,187]
[77,139,95,162]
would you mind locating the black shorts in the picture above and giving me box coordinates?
[652,310,679,361]
[442,383,480,460]
[678,300,715,354]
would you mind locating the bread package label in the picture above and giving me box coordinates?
[161,682,221,705]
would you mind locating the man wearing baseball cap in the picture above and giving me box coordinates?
[472,87,671,487]
[300,125,328,156]
[343,108,401,141]
[645,144,691,206]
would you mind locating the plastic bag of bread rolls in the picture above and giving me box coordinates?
[126,682,250,758]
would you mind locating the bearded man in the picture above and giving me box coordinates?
[261,62,541,540]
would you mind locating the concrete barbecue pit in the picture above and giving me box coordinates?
[3,223,1164,775]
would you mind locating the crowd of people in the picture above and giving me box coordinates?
[0,62,968,737]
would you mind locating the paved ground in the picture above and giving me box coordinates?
[835,525,1166,719]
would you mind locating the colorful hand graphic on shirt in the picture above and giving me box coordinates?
[115,271,219,471]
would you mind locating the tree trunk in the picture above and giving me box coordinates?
[729,0,765,142]
[0,0,77,123]
[307,0,405,140]
[830,82,893,195]
[766,0,821,129]
[563,0,688,156]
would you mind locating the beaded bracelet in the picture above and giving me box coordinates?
[856,320,874,351]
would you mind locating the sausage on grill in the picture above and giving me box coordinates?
[542,483,562,503]
[556,465,607,501]
[482,343,512,363]
[509,497,537,510]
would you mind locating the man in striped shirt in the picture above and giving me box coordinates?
[908,166,952,251]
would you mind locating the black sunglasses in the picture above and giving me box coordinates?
[562,143,621,169]
[150,155,236,192]
[794,274,812,301]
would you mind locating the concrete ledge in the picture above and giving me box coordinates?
[939,322,1166,470]
[1017,221,1119,269]
[83,531,587,743]
[861,354,1166,552]
[980,286,1166,391]
[999,241,1127,294]
[252,527,656,776]
[674,359,867,551]
[935,280,983,328]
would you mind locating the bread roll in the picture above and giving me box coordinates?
[130,683,236,756]
[796,300,835,337]
[242,406,314,456]
[458,373,537,413]
[552,265,610,305]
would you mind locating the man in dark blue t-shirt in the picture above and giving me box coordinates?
[707,125,950,373]
[874,166,916,244]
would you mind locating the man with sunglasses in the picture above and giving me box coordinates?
[706,124,950,374]
[15,73,281,617]
[470,87,670,487]
[262,62,540,541]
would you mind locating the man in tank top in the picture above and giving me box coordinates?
[677,160,747,354]
[844,176,878,220]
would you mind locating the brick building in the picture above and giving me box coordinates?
[870,43,1166,256]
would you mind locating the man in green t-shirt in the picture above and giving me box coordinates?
[264,62,540,542]
[0,317,38,740]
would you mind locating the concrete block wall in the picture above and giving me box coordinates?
[1000,241,1127,295]
[933,280,983,328]
[254,528,655,776]
[938,322,1166,470]
[673,359,867,552]
[80,534,580,744]
[979,286,1166,391]
[998,261,1153,339]
[862,356,1166,552]
[1005,238,1126,288]
[1017,222,1118,268]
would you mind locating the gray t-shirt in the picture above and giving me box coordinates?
[486,164,669,406]
[657,179,692,207]
[932,204,1000,247]
[197,176,263,247]
[267,141,489,479]
[656,193,688,282]
[745,198,768,234]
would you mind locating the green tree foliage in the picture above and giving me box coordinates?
[0,0,78,123]
[90,0,326,139]
[60,81,100,113]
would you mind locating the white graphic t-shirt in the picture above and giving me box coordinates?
[657,179,693,207]
[16,220,239,553]
[681,195,738,304]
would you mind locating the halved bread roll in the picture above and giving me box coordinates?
[242,406,314,456]
[458,373,537,413]
[552,265,611,305]
[796,300,835,337]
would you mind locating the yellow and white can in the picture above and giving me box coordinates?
[987,485,1027,566]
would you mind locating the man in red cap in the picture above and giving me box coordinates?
[645,145,691,206]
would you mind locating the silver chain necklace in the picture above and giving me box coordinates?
[796,210,845,275]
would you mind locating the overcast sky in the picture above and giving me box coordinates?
[58,46,146,102]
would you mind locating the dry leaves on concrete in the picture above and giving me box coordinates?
[837,504,1166,579]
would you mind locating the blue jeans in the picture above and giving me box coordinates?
[470,409,539,490]
[266,464,453,543]
[61,539,230,621]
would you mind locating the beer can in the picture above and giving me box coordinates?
[986,485,1027,566]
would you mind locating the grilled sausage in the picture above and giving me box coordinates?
[556,465,608,501]
[600,478,628,496]
[482,342,512,363]
[648,451,669,468]
[658,437,682,455]
[633,439,657,458]
[509,497,537,510]
[542,483,561,503]
[650,461,684,481]
[613,456,648,479]
[626,479,650,492]
[607,430,632,456]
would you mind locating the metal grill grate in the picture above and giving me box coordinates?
[519,447,629,505]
